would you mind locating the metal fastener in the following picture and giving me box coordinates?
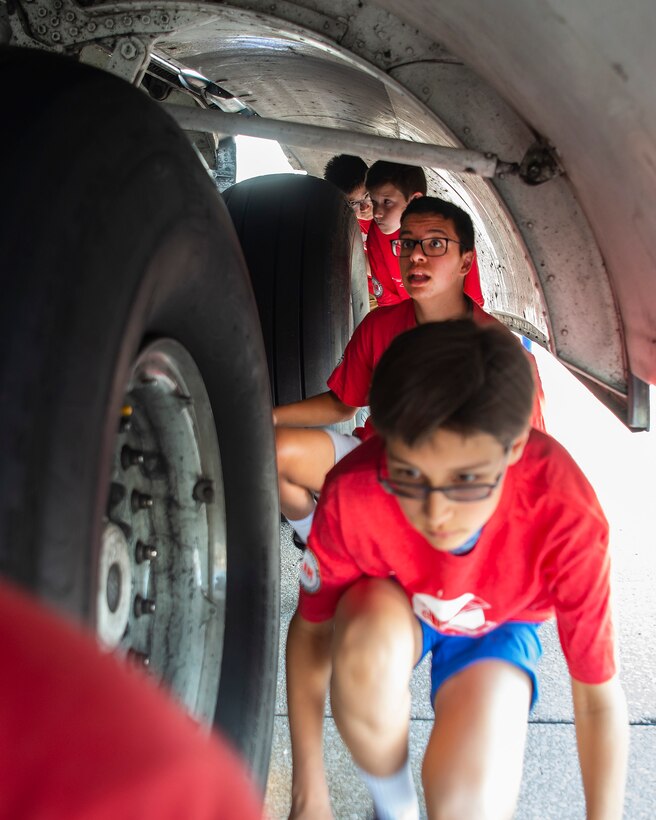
[193,478,215,504]
[120,40,137,60]
[135,541,158,563]
[121,446,144,469]
[131,491,153,512]
[134,595,156,616]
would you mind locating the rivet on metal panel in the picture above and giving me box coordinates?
[527,221,534,228]
[105,17,114,28]
[51,30,60,41]
[547,274,555,282]
[561,328,569,336]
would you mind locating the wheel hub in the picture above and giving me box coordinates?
[99,338,226,722]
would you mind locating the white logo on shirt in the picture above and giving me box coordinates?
[372,277,383,298]
[299,549,321,593]
[412,592,496,636]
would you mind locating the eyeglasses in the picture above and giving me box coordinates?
[377,465,504,502]
[390,237,461,258]
[348,193,371,210]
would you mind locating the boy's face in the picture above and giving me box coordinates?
[346,184,373,221]
[397,212,474,303]
[383,427,527,553]
[369,183,419,235]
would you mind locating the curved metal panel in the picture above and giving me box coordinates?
[377,0,656,387]
[158,0,626,392]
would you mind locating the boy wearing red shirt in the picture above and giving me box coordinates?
[365,160,426,306]
[366,161,484,308]
[286,320,627,820]
[323,153,373,246]
[275,197,542,547]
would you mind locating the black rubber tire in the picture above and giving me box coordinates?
[0,47,279,788]
[223,174,369,411]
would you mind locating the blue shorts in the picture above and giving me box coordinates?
[417,620,543,710]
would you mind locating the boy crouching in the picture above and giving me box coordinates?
[286,320,627,820]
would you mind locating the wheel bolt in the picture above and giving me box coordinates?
[121,445,145,470]
[119,404,133,433]
[131,491,153,512]
[134,595,156,616]
[127,649,150,667]
[135,541,158,563]
[193,478,215,504]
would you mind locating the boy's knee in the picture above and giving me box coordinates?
[274,427,302,476]
[422,771,515,820]
[332,582,416,698]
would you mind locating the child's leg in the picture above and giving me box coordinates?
[275,427,336,521]
[276,427,360,543]
[330,579,423,819]
[423,660,531,820]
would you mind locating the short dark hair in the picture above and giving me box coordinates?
[365,161,427,199]
[323,154,368,195]
[370,320,534,448]
[401,196,475,252]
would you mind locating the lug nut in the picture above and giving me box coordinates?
[127,649,150,667]
[134,595,156,616]
[121,445,145,470]
[135,541,158,563]
[193,478,215,504]
[131,491,153,512]
[119,404,133,433]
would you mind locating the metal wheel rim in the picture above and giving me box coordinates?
[97,338,226,723]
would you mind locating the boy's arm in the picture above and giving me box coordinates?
[286,611,335,819]
[571,676,628,820]
[273,390,357,427]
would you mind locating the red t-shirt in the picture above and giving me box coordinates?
[298,432,616,685]
[366,221,485,307]
[357,217,372,250]
[366,222,407,306]
[327,299,546,435]
[0,582,263,820]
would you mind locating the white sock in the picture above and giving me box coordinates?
[357,757,419,820]
[287,506,315,544]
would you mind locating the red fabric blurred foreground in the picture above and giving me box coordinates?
[0,581,264,820]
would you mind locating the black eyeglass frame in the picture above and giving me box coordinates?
[390,236,462,258]
[377,465,504,502]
